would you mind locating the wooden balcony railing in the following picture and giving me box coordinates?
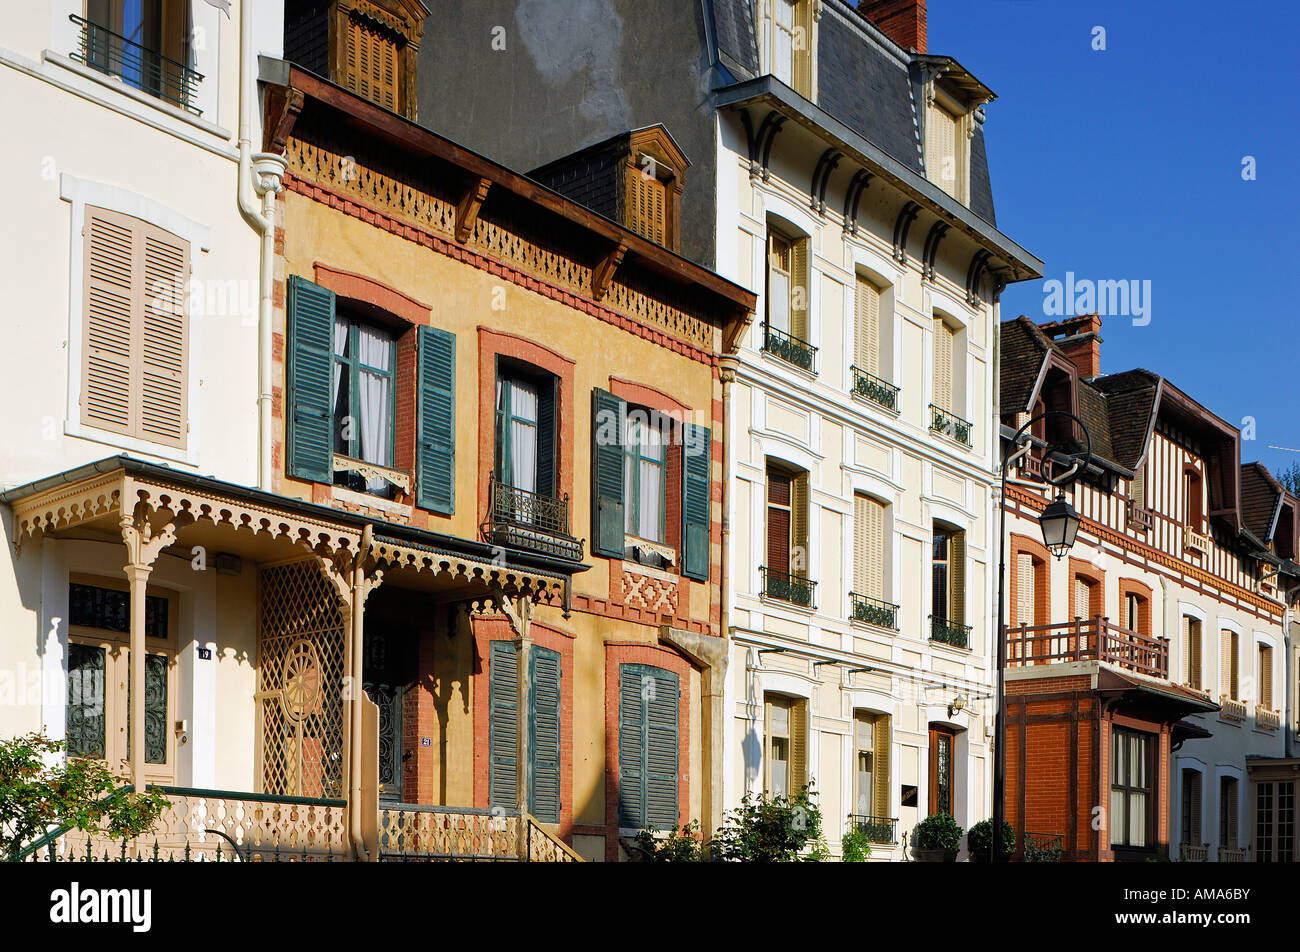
[70,14,204,114]
[849,366,900,413]
[849,592,899,630]
[1126,499,1153,532]
[1255,705,1280,730]
[1220,697,1248,721]
[486,477,583,561]
[1005,616,1169,679]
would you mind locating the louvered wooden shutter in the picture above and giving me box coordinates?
[933,318,953,412]
[854,495,885,599]
[927,104,958,197]
[1220,630,1233,699]
[855,276,880,376]
[681,423,711,580]
[1225,783,1238,848]
[83,207,190,448]
[645,667,680,828]
[344,15,399,112]
[1074,577,1089,620]
[1015,553,1034,626]
[286,275,335,482]
[1260,646,1273,709]
[767,470,791,575]
[790,698,808,794]
[790,237,809,342]
[528,645,561,822]
[793,0,813,95]
[791,472,809,576]
[1187,772,1202,842]
[874,714,891,819]
[488,640,518,810]
[628,164,668,246]
[536,376,557,500]
[591,388,627,557]
[416,326,456,513]
[949,532,966,626]
[1131,469,1146,508]
[1185,618,1201,689]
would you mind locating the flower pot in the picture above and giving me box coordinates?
[914,848,959,862]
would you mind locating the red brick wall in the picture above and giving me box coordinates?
[857,0,926,53]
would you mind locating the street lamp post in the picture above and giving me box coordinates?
[991,410,1091,862]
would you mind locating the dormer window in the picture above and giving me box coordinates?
[766,0,814,96]
[925,93,968,202]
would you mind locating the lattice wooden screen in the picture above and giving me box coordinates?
[257,560,346,798]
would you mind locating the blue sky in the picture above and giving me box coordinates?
[928,0,1300,475]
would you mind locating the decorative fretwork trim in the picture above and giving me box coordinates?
[332,454,411,493]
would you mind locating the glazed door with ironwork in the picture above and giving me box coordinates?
[363,628,415,805]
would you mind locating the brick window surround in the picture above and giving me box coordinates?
[1009,533,1050,627]
[603,641,692,862]
[476,328,576,520]
[1068,557,1106,622]
[1117,579,1153,639]
[470,615,575,841]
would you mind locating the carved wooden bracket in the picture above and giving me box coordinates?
[119,504,177,570]
[263,86,305,154]
[455,176,492,243]
[492,585,534,639]
[592,243,627,302]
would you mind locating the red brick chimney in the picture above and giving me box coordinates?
[858,0,927,54]
[1039,314,1103,379]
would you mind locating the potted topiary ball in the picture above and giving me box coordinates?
[966,817,1014,862]
[912,813,963,862]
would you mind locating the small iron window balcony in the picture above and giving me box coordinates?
[849,592,899,631]
[761,566,817,609]
[929,615,971,649]
[486,477,584,561]
[70,14,204,115]
[850,366,899,413]
[762,325,817,373]
[850,814,898,845]
[1023,832,1064,862]
[929,404,972,446]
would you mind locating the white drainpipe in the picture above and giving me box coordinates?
[238,0,286,492]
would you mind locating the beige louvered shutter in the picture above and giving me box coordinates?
[345,16,399,112]
[854,495,885,600]
[790,699,808,794]
[791,472,809,576]
[855,277,880,377]
[793,0,813,95]
[927,105,959,197]
[950,532,966,625]
[1074,577,1090,621]
[790,237,809,342]
[140,226,189,447]
[1220,630,1233,699]
[933,318,953,412]
[1131,468,1146,508]
[873,714,890,819]
[83,208,137,437]
[1015,553,1034,626]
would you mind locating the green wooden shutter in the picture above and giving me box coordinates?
[681,423,711,580]
[617,664,645,828]
[537,376,558,500]
[528,645,562,822]
[417,325,456,514]
[286,275,335,483]
[645,667,680,828]
[488,640,518,810]
[591,388,626,557]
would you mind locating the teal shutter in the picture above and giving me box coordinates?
[645,667,680,827]
[286,275,335,483]
[618,664,645,828]
[681,423,712,581]
[537,377,558,500]
[488,640,518,809]
[591,388,626,557]
[528,645,562,822]
[417,326,456,513]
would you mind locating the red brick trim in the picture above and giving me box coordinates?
[1068,557,1106,622]
[285,173,717,367]
[470,615,575,842]
[1009,533,1051,627]
[609,378,692,419]
[312,263,432,325]
[603,641,692,862]
[1117,579,1154,639]
[476,329,576,528]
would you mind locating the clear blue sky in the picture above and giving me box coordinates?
[928,0,1299,475]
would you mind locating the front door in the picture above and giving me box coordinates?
[362,628,415,805]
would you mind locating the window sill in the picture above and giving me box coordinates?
[758,593,819,616]
[65,420,196,467]
[331,485,412,517]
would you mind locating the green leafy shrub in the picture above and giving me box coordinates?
[913,812,963,852]
[840,821,872,862]
[967,817,1014,862]
[631,821,704,862]
[634,784,828,862]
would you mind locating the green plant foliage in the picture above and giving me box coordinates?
[966,817,1014,861]
[631,820,704,862]
[633,785,828,862]
[839,821,872,862]
[1,732,170,861]
[913,812,963,851]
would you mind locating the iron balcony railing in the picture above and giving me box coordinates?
[849,366,899,413]
[487,477,583,561]
[70,14,204,115]
[1023,831,1064,862]
[929,615,971,649]
[929,404,972,446]
[849,592,899,631]
[763,325,817,373]
[850,814,898,845]
[761,566,817,609]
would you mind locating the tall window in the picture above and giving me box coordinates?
[1013,551,1045,628]
[332,312,396,493]
[1220,630,1240,701]
[628,159,669,246]
[1110,728,1153,849]
[1181,769,1202,846]
[926,101,960,199]
[1183,617,1202,691]
[85,0,193,107]
[1072,574,1100,621]
[1258,643,1274,710]
[767,0,811,93]
[343,13,401,112]
[1219,777,1239,850]
[495,368,557,500]
[765,229,812,367]
[932,526,965,627]
[854,276,882,377]
[932,318,955,413]
[617,664,679,830]
[854,712,890,818]
[765,464,812,605]
[1256,780,1296,863]
[624,409,669,543]
[852,494,887,604]
[489,641,562,822]
[928,725,956,816]
[765,694,807,798]
[768,232,792,334]
[1184,468,1204,529]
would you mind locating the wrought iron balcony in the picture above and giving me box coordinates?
[762,325,817,373]
[486,478,583,561]
[1005,617,1169,679]
[929,615,971,649]
[849,366,899,413]
[849,592,899,630]
[929,404,972,446]
[1023,832,1064,862]
[850,814,898,845]
[70,14,204,115]
[761,566,817,609]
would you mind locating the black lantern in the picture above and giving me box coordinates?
[1039,492,1081,559]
